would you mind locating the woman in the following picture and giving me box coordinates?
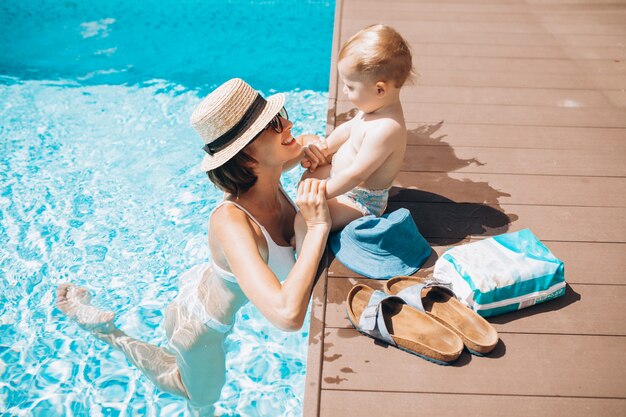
[56,78,331,415]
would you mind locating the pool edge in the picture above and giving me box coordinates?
[302,0,343,415]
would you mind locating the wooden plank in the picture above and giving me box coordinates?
[347,41,573,60]
[535,23,626,36]
[420,43,626,61]
[343,19,546,35]
[415,56,619,75]
[303,0,342,413]
[344,1,533,14]
[603,91,626,109]
[343,29,625,49]
[387,202,626,243]
[548,241,626,286]
[400,123,626,151]
[303,250,330,417]
[561,46,626,61]
[572,59,626,75]
[399,145,626,177]
[345,0,626,14]
[526,0,626,5]
[346,12,544,24]
[309,1,626,416]
[342,22,626,51]
[342,18,626,36]
[321,329,626,397]
[344,0,624,8]
[337,101,626,127]
[556,34,626,48]
[527,0,626,4]
[584,74,626,91]
[326,0,343,102]
[383,31,561,47]
[324,279,626,336]
[327,241,626,286]
[398,85,615,108]
[414,71,624,90]
[392,172,626,207]
[320,391,626,417]
[539,12,626,26]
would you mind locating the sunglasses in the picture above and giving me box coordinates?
[245,107,290,145]
[263,106,290,135]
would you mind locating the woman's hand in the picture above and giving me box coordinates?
[295,179,331,233]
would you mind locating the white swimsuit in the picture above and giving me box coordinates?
[176,188,297,333]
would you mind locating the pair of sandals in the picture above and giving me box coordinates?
[346,276,499,365]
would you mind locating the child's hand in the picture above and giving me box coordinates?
[301,140,330,173]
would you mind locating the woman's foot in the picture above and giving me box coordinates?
[56,283,116,333]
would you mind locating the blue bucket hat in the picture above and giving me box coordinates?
[329,208,432,279]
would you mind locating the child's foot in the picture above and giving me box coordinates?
[56,284,116,333]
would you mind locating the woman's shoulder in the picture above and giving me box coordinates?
[210,202,256,235]
[208,201,269,268]
[209,201,266,244]
[211,200,247,221]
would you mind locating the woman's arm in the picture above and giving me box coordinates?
[212,179,330,331]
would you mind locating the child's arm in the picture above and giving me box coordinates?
[324,124,398,200]
[282,134,320,172]
[324,118,354,155]
[302,118,355,172]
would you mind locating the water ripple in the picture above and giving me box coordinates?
[1,79,327,416]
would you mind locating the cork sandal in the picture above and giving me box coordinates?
[384,276,499,355]
[346,284,463,365]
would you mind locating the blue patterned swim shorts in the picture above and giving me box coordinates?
[339,186,390,217]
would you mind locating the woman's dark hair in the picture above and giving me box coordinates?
[207,150,258,195]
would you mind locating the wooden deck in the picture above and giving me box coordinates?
[303,0,626,416]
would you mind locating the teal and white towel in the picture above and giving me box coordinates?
[434,229,565,317]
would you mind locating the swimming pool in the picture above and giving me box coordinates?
[0,1,334,415]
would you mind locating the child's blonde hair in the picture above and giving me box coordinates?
[339,24,415,88]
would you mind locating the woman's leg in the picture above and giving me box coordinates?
[94,330,188,398]
[56,284,188,398]
[164,302,227,410]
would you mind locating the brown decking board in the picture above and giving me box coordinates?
[393,172,626,207]
[327,241,626,285]
[401,124,626,150]
[398,86,615,107]
[321,330,626,396]
[325,278,626,336]
[338,101,626,127]
[319,392,626,417]
[399,146,626,176]
[303,0,626,416]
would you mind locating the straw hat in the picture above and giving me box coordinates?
[191,78,285,171]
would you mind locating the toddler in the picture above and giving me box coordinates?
[297,24,414,237]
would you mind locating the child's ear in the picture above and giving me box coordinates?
[375,81,387,96]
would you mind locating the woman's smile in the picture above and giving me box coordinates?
[281,136,296,146]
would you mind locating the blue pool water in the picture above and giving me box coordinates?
[0,1,334,416]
